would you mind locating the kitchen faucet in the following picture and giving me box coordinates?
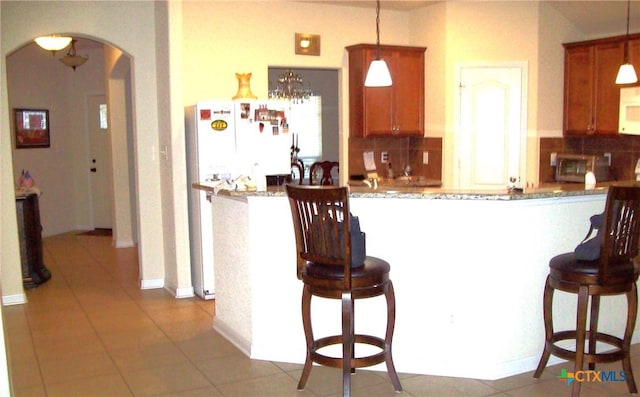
[363,170,379,189]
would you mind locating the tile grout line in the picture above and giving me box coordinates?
[58,234,139,396]
[74,234,229,396]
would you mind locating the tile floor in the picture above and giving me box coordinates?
[3,231,640,396]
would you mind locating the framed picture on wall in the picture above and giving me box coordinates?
[14,108,50,149]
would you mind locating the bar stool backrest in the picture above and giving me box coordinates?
[286,185,353,286]
[309,161,339,185]
[600,185,640,284]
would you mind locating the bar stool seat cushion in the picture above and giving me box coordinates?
[304,257,389,280]
[302,257,390,299]
[550,253,637,284]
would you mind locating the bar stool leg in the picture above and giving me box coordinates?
[587,295,600,371]
[297,285,314,390]
[571,286,589,397]
[384,281,402,392]
[534,276,553,378]
[623,283,638,393]
[342,291,354,396]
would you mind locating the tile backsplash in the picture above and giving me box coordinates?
[540,135,640,183]
[348,136,442,181]
[347,135,640,184]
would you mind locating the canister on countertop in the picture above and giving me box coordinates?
[585,171,596,190]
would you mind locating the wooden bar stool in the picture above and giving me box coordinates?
[534,185,640,397]
[309,161,339,185]
[285,185,402,396]
[291,161,304,184]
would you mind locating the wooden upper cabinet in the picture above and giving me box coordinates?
[564,45,594,135]
[346,44,426,137]
[626,37,640,85]
[563,36,628,136]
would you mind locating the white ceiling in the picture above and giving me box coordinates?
[306,0,437,10]
[72,1,640,51]
[306,0,640,38]
[549,1,639,37]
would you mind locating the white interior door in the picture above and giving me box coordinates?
[88,94,113,229]
[456,64,527,190]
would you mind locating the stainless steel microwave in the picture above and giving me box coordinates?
[555,154,613,183]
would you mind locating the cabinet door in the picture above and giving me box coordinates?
[625,38,640,86]
[393,49,424,135]
[363,48,424,136]
[363,48,394,135]
[593,42,625,135]
[564,42,625,136]
[564,46,594,135]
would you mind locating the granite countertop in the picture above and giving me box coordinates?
[191,181,640,201]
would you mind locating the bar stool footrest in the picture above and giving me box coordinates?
[311,333,388,369]
[548,330,627,363]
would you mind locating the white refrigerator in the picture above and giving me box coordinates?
[185,100,293,299]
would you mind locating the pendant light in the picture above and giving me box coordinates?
[616,0,638,84]
[34,35,72,55]
[59,39,89,71]
[364,0,392,87]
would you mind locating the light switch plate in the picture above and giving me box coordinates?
[381,151,388,163]
[423,151,429,164]
[550,152,557,166]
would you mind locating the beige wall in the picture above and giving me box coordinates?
[157,0,194,297]
[181,2,412,104]
[436,1,538,186]
[212,1,575,187]
[411,3,447,138]
[408,1,589,186]
[1,1,166,302]
[104,46,136,248]
[180,1,413,176]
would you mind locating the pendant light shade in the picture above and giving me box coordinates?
[617,0,638,84]
[364,0,392,87]
[365,59,393,87]
[617,63,638,84]
[59,39,88,71]
[34,35,72,54]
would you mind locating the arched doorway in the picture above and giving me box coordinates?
[6,36,137,256]
[2,0,194,312]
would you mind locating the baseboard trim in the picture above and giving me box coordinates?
[214,319,251,357]
[169,286,195,299]
[140,278,163,290]
[2,293,27,306]
[113,239,135,248]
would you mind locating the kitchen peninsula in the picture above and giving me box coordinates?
[193,182,640,380]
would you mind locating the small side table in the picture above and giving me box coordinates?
[15,192,51,288]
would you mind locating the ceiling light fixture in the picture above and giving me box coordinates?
[616,0,638,84]
[364,0,392,87]
[34,35,72,55]
[59,39,88,71]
